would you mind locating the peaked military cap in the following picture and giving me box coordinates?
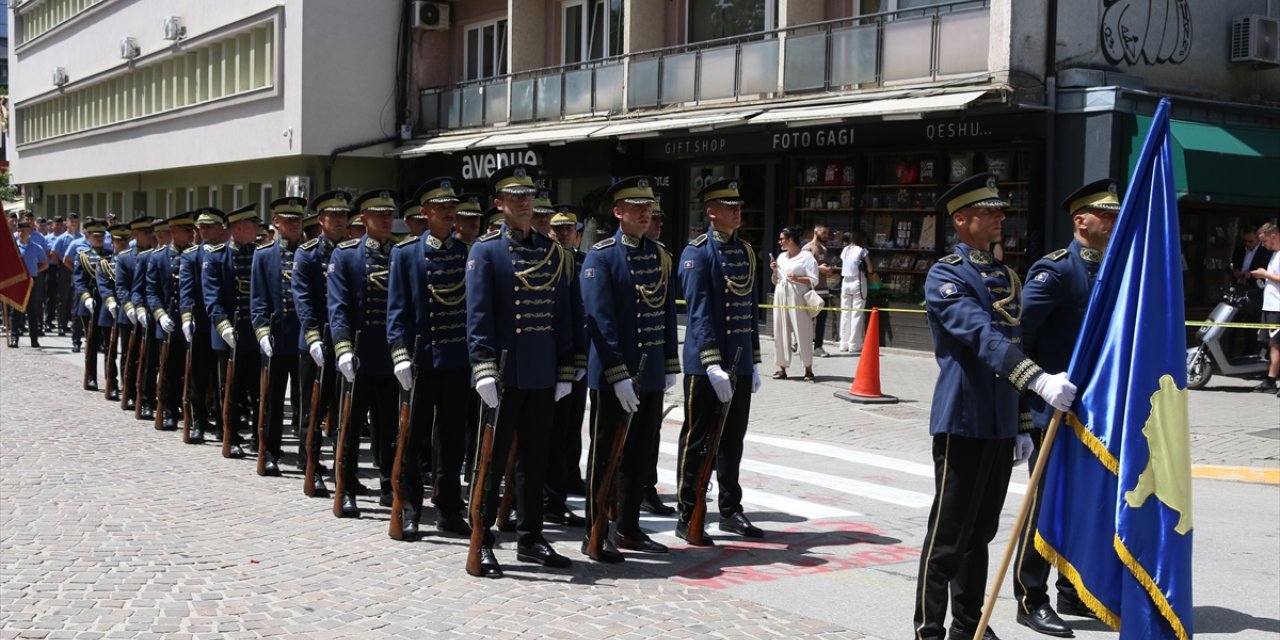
[349,213,366,227]
[550,204,579,227]
[486,207,505,227]
[651,194,664,216]
[353,189,398,213]
[83,219,107,234]
[167,212,197,228]
[194,208,227,226]
[607,176,658,204]
[533,190,555,214]
[399,200,423,220]
[52,216,65,223]
[129,216,157,231]
[227,203,260,224]
[302,214,320,229]
[312,190,353,213]
[414,177,462,205]
[697,178,744,205]
[456,192,484,216]
[270,196,308,218]
[1063,178,1122,215]
[108,223,131,239]
[937,172,1008,216]
[489,163,538,196]
[16,220,31,229]
[67,212,81,220]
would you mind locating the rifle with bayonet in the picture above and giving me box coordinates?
[181,332,194,443]
[154,329,172,430]
[686,347,743,546]
[82,318,96,391]
[255,332,274,476]
[303,326,330,497]
[120,324,138,411]
[389,336,423,540]
[134,323,150,419]
[586,354,648,560]
[331,331,361,517]
[104,323,119,401]
[467,351,508,577]
[220,327,239,458]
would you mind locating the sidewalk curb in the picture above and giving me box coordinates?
[1191,465,1280,485]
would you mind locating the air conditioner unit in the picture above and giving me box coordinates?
[163,16,186,41]
[52,67,69,86]
[412,1,450,31]
[285,176,312,199]
[1230,15,1280,65]
[120,36,140,59]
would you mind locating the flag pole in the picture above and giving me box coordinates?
[973,408,1066,640]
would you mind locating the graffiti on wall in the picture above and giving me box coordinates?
[1101,0,1192,65]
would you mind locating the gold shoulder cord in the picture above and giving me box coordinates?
[81,251,101,278]
[636,246,671,309]
[723,243,755,297]
[513,243,568,292]
[991,265,1023,326]
[101,257,117,281]
[425,243,466,306]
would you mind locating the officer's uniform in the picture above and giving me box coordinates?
[113,217,152,411]
[675,179,762,538]
[328,190,400,515]
[96,224,132,400]
[453,192,486,477]
[180,208,223,444]
[72,220,110,390]
[387,177,472,535]
[203,204,262,453]
[1012,180,1119,628]
[293,191,351,493]
[545,205,590,525]
[251,197,307,475]
[581,178,680,559]
[147,213,197,431]
[914,173,1046,640]
[132,225,161,421]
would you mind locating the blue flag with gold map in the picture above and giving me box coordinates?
[1035,98,1193,640]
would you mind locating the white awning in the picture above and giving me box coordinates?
[589,110,760,139]
[395,133,492,157]
[481,124,606,149]
[750,90,990,125]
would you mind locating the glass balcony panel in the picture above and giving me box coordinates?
[510,78,535,122]
[738,39,778,95]
[937,9,989,75]
[783,32,827,92]
[882,17,933,81]
[461,85,484,127]
[536,75,563,120]
[595,63,624,113]
[420,91,443,130]
[628,58,659,108]
[485,80,508,124]
[564,68,594,115]
[698,45,737,101]
[443,89,461,129]
[830,25,878,87]
[661,52,697,105]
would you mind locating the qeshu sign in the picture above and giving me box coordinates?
[460,150,542,180]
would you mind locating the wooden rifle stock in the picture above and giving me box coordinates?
[331,331,362,517]
[220,333,238,458]
[181,336,194,443]
[154,332,172,430]
[686,348,743,545]
[255,334,274,475]
[83,318,96,390]
[586,354,649,558]
[134,326,150,419]
[303,330,329,497]
[120,325,138,411]
[466,351,508,577]
[389,337,423,540]
[104,324,119,400]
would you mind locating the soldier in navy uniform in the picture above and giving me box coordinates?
[464,164,581,578]
[97,224,132,400]
[401,198,428,239]
[180,209,228,445]
[544,204,589,528]
[294,191,351,496]
[639,197,677,516]
[454,193,485,245]
[203,204,263,458]
[675,178,763,545]
[386,177,472,540]
[913,173,1078,640]
[329,189,400,517]
[115,217,154,411]
[249,197,306,475]
[580,178,680,562]
[302,213,322,242]
[134,219,170,421]
[72,220,110,390]
[146,213,197,431]
[1009,179,1118,636]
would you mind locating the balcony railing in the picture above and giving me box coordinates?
[420,0,990,133]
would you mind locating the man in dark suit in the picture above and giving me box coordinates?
[1230,228,1273,355]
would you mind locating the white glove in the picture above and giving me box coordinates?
[337,353,356,382]
[664,373,679,391]
[475,376,499,408]
[107,300,118,316]
[258,335,273,358]
[160,315,176,335]
[554,382,572,402]
[706,364,733,404]
[574,367,586,382]
[84,298,96,314]
[613,378,640,413]
[137,312,148,329]
[220,326,236,350]
[1013,433,1035,466]
[394,361,414,391]
[751,366,762,393]
[125,307,137,324]
[309,341,324,367]
[1030,371,1077,412]
[182,321,194,344]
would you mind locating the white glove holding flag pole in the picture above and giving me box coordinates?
[219,327,236,350]
[706,364,733,404]
[613,378,640,413]
[554,381,572,402]
[309,341,324,366]
[475,376,499,408]
[258,336,273,358]
[1013,433,1034,466]
[182,321,194,344]
[159,315,176,335]
[1029,372,1077,412]
[394,361,413,391]
[337,353,356,382]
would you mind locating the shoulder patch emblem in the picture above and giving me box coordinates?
[300,238,320,250]
[939,282,959,298]
[337,239,360,249]
[1032,271,1050,283]
[683,260,694,270]
[689,234,708,247]
[592,238,616,250]
[466,259,476,271]
[938,254,962,265]
[1046,248,1070,262]
[583,267,595,279]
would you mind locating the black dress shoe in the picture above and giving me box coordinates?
[544,508,586,527]
[84,380,99,392]
[516,536,571,569]
[124,399,135,411]
[228,444,245,459]
[351,479,372,496]
[1017,603,1073,637]
[581,536,625,563]
[468,546,503,578]
[339,494,361,518]
[948,626,1000,640]
[139,407,155,421]
[640,488,676,516]
[162,416,179,431]
[106,390,120,402]
[614,530,668,554]
[262,455,281,477]
[436,511,472,537]
[72,343,81,353]
[675,522,715,547]
[188,428,205,444]
[1056,596,1097,620]
[718,512,764,538]
[29,338,41,348]
[400,508,420,540]
[311,474,330,497]
[379,491,394,508]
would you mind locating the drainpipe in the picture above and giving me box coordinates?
[324,136,399,191]
[1042,0,1059,250]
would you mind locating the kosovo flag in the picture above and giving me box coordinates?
[1035,98,1193,640]
[1,228,34,312]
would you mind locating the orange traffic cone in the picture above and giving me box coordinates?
[834,307,898,404]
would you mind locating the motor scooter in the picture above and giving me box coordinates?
[1185,283,1272,389]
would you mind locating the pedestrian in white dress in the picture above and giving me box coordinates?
[838,231,874,354]
[770,225,817,382]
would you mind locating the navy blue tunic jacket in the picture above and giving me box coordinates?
[678,227,761,376]
[327,235,394,377]
[250,238,300,356]
[387,232,470,372]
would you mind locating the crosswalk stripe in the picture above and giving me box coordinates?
[653,467,859,520]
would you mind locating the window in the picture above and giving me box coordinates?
[562,0,622,64]
[687,0,775,44]
[465,19,508,81]
[14,0,107,46]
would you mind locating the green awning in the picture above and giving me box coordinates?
[1128,116,1280,207]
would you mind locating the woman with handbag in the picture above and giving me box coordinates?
[769,225,818,382]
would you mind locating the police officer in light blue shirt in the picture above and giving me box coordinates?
[7,220,49,348]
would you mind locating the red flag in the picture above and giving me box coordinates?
[1,230,33,313]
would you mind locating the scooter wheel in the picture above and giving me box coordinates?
[1186,348,1212,390]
